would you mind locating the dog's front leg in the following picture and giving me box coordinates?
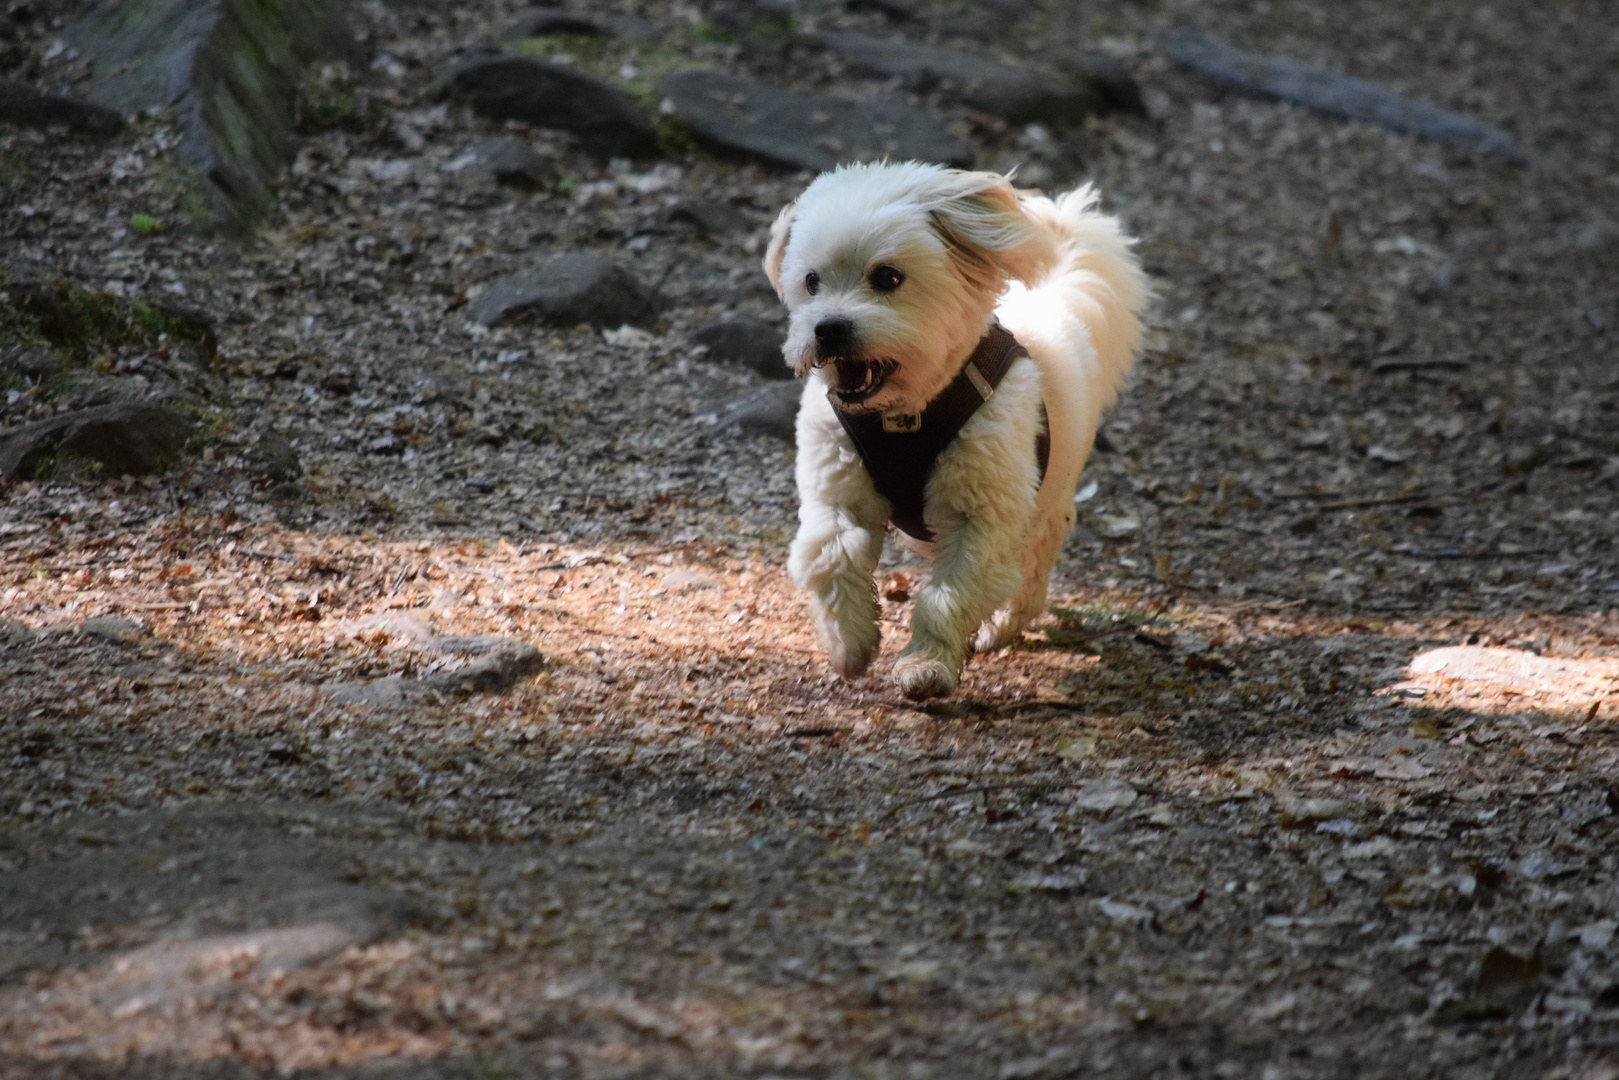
[894,511,1023,699]
[790,388,891,678]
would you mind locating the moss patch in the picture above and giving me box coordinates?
[1,266,217,369]
[0,261,224,416]
[505,33,705,115]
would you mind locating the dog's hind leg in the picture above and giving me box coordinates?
[896,513,1024,699]
[897,467,1034,698]
[970,500,1073,653]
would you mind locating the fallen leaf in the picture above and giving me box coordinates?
[1280,798,1348,826]
[1095,897,1153,925]
[1578,921,1617,951]
[1408,717,1441,739]
[1372,758,1433,781]
[1053,735,1097,759]
[882,572,911,603]
[1093,512,1140,537]
[1073,778,1138,812]
[1012,871,1086,894]
[887,959,943,982]
[1343,837,1397,860]
[1249,992,1297,1022]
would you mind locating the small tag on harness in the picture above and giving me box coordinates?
[881,412,922,433]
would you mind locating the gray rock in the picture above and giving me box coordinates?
[424,636,545,694]
[470,254,663,329]
[64,0,357,233]
[436,52,658,160]
[1067,50,1149,118]
[816,32,1106,124]
[0,402,194,482]
[1161,30,1541,165]
[848,0,923,19]
[244,431,303,482]
[936,0,1038,39]
[659,70,972,173]
[0,77,123,136]
[722,381,803,442]
[693,318,790,380]
[77,615,147,645]
[0,803,420,984]
[0,619,37,648]
[2,349,59,380]
[663,198,753,238]
[500,11,611,40]
[324,674,415,707]
[445,137,556,190]
[499,10,656,45]
[325,629,545,706]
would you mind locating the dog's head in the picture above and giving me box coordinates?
[763,162,1055,415]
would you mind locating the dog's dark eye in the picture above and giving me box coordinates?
[805,271,820,296]
[869,265,905,293]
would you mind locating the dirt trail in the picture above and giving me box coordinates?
[2,0,1618,1076]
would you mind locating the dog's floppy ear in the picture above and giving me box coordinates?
[927,171,1056,293]
[762,201,798,300]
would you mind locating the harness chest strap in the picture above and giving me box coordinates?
[832,324,1051,543]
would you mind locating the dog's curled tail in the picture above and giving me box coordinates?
[1016,184,1150,407]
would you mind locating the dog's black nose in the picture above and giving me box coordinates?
[814,317,855,357]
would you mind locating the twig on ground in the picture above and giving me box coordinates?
[239,548,296,562]
[1371,357,1471,375]
[883,781,1060,819]
[1391,545,1552,560]
[1315,493,1427,510]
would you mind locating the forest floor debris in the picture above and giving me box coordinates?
[2,0,1618,1076]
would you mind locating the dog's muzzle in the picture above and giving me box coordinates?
[822,357,898,406]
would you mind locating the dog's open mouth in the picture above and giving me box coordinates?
[824,358,897,406]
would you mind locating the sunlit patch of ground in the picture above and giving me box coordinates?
[4,500,1618,1077]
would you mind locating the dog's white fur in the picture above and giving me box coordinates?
[763,161,1147,699]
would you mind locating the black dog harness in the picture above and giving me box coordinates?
[833,323,1050,543]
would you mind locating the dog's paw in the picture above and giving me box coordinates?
[893,654,957,700]
[970,609,1022,654]
[825,619,880,679]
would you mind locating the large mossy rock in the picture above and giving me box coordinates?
[65,0,357,234]
[1,261,225,481]
[0,402,195,482]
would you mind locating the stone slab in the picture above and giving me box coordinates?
[436,52,658,160]
[660,69,972,173]
[816,32,1105,124]
[65,0,357,232]
[469,254,662,329]
[0,402,194,482]
[693,317,789,380]
[0,77,123,136]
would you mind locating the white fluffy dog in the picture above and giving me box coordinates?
[763,161,1148,700]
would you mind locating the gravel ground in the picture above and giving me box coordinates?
[2,0,1618,1077]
